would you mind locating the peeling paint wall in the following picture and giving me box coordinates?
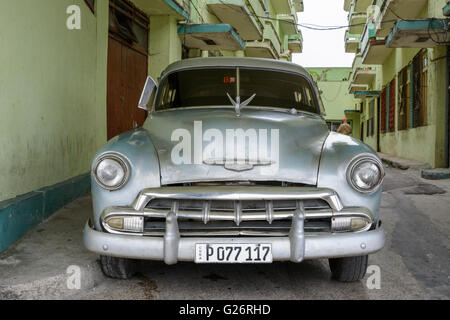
[0,0,108,201]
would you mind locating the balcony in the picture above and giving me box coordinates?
[178,24,246,51]
[206,0,262,41]
[349,12,367,34]
[386,19,450,48]
[353,66,377,85]
[344,0,352,12]
[345,31,360,53]
[360,22,392,64]
[245,41,278,58]
[293,0,304,12]
[349,83,369,94]
[246,20,282,59]
[288,33,303,53]
[132,0,189,20]
[444,2,450,16]
[272,0,294,14]
[374,0,428,37]
[277,14,299,35]
[354,90,381,99]
[362,39,392,64]
[354,0,372,12]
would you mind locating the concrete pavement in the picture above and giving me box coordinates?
[0,167,449,300]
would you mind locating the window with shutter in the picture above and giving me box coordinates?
[381,88,387,134]
[398,66,410,131]
[389,79,396,132]
[412,50,428,128]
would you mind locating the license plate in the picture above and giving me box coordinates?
[195,243,273,263]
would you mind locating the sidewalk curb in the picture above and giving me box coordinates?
[421,168,450,180]
[378,153,431,170]
[0,260,105,300]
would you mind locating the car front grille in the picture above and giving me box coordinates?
[101,186,373,237]
[143,197,332,236]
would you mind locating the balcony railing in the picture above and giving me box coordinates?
[348,4,368,34]
[360,21,392,64]
[207,0,263,40]
[374,0,428,37]
[288,33,303,53]
[272,0,295,14]
[354,0,372,13]
[345,31,361,53]
[277,14,299,35]
[360,22,376,54]
[344,0,352,12]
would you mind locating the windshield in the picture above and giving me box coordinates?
[156,67,319,114]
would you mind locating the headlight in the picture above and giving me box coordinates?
[93,153,130,190]
[347,156,384,193]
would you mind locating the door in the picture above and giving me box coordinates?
[107,0,149,140]
[447,45,450,167]
[360,122,364,142]
[376,97,381,152]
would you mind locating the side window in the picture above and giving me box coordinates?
[304,87,314,107]
[412,50,428,128]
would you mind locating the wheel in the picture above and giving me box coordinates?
[100,255,137,279]
[329,255,368,282]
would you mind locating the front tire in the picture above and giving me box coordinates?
[100,255,137,279]
[329,255,368,282]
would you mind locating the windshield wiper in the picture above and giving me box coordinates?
[226,92,257,117]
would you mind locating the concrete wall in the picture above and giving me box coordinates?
[0,0,108,202]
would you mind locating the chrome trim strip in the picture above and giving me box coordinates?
[289,205,305,262]
[131,186,344,212]
[164,212,179,265]
[84,221,386,262]
[101,206,373,236]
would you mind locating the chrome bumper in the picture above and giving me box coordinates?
[83,219,386,263]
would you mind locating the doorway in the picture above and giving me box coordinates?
[446,45,450,167]
[377,97,381,152]
[107,0,149,140]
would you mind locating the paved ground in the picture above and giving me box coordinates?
[0,167,449,300]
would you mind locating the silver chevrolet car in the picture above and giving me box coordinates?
[83,57,386,282]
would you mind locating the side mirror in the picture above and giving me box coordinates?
[138,76,157,111]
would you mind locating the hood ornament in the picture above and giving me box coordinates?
[226,93,256,117]
[203,158,274,172]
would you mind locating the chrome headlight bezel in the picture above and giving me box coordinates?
[346,154,385,194]
[93,152,130,191]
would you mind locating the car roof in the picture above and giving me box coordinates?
[161,57,312,80]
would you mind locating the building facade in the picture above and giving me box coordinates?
[344,0,450,168]
[308,68,361,140]
[0,0,304,252]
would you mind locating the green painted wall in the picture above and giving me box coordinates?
[376,0,448,167]
[148,15,183,81]
[0,0,301,203]
[0,0,108,202]
[308,68,361,139]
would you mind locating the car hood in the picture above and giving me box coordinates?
[143,107,329,185]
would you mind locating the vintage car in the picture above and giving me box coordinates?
[83,57,386,282]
